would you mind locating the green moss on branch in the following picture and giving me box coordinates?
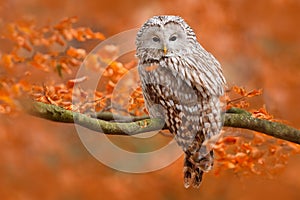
[28,102,164,135]
[27,101,300,144]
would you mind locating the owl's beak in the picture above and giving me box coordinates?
[163,46,168,55]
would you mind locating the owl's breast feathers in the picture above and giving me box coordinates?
[138,55,223,151]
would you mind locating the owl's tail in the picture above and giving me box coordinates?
[183,150,214,188]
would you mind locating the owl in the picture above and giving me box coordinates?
[135,15,226,188]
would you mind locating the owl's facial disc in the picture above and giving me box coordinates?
[142,24,188,56]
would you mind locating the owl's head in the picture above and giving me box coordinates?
[136,15,197,59]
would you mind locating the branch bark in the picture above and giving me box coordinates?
[26,101,165,135]
[26,101,300,144]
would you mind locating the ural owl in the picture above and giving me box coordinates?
[135,15,226,188]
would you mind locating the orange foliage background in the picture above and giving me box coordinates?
[1,0,300,199]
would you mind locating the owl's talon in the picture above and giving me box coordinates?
[192,168,203,188]
[183,168,192,188]
[183,162,194,188]
[184,178,191,189]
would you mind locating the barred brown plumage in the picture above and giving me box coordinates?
[136,15,226,188]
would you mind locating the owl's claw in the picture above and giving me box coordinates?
[192,167,203,188]
[183,166,192,188]
[184,155,204,188]
[183,166,203,188]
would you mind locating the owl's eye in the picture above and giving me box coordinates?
[169,35,177,41]
[152,36,160,42]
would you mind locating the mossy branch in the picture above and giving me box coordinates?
[224,107,300,144]
[27,101,300,144]
[27,101,165,135]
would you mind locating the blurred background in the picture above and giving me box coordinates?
[0,0,300,199]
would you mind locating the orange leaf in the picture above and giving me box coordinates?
[251,106,273,120]
[232,86,246,96]
[1,54,13,68]
[221,137,237,145]
[246,89,263,97]
[62,29,73,41]
[93,32,105,40]
[52,34,65,46]
[66,46,86,59]
[0,104,11,114]
[54,16,78,30]
[67,76,87,88]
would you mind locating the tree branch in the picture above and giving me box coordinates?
[26,101,300,144]
[224,107,300,144]
[27,101,164,135]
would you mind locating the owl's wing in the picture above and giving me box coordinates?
[183,53,226,96]
[165,52,226,97]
